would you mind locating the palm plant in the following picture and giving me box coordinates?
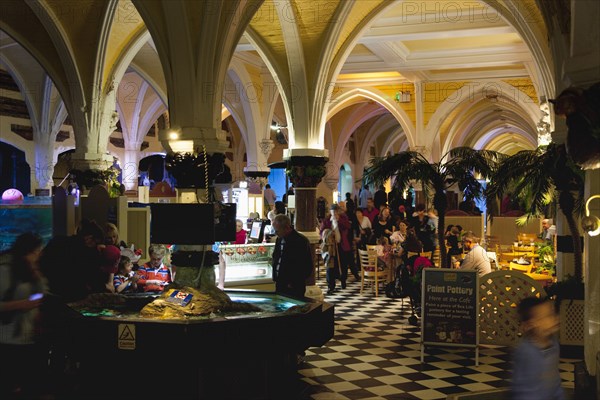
[485,143,585,280]
[364,147,502,268]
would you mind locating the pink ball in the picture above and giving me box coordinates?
[1,188,24,203]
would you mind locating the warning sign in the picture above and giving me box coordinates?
[118,324,136,350]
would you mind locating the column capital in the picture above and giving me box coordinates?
[71,152,114,171]
[286,156,327,188]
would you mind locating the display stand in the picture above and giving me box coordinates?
[421,269,479,366]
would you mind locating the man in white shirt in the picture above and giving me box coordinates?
[541,219,556,241]
[457,231,491,277]
[358,184,372,209]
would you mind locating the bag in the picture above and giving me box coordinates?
[333,228,341,243]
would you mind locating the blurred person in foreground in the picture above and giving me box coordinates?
[511,297,564,400]
[0,233,48,398]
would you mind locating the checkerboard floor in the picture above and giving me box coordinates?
[294,277,579,400]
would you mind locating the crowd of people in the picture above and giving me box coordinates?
[317,185,498,295]
[0,187,563,399]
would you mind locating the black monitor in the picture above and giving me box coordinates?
[150,203,214,245]
[214,203,237,242]
[248,220,265,243]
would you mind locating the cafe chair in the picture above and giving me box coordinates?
[358,248,388,297]
[407,251,420,258]
[508,261,533,274]
[432,246,441,267]
[420,251,433,260]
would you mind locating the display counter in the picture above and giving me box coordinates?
[63,290,334,399]
[217,243,275,290]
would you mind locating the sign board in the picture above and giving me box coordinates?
[118,323,136,350]
[421,269,479,364]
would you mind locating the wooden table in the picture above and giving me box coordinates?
[502,251,537,259]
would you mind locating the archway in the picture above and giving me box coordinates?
[0,141,30,195]
[139,154,166,187]
[339,163,353,203]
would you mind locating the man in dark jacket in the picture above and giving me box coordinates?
[373,185,387,210]
[271,214,313,298]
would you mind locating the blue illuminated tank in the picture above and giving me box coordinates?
[0,196,53,252]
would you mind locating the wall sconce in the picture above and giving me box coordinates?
[395,91,411,103]
[581,194,600,236]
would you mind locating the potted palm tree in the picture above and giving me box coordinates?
[485,143,586,345]
[485,142,585,281]
[364,147,502,268]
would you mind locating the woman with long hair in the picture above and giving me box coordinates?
[373,206,394,241]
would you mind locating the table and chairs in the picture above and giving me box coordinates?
[496,240,555,286]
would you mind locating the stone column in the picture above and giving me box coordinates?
[122,149,141,191]
[584,169,600,376]
[286,156,326,300]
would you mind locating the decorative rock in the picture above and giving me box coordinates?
[140,286,261,318]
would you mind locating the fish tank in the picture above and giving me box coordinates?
[0,196,53,252]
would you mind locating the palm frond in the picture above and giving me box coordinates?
[363,151,434,191]
[485,148,549,217]
[448,147,503,179]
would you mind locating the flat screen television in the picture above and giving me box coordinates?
[150,203,214,245]
[248,220,265,243]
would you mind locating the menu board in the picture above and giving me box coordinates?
[421,269,478,347]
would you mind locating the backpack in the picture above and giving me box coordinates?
[385,263,412,299]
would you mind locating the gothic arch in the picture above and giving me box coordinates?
[328,87,416,153]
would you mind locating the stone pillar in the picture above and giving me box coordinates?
[286,156,326,300]
[584,169,600,376]
[122,149,141,191]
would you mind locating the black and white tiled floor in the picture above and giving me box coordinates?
[295,277,579,400]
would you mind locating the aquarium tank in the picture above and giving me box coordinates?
[0,196,53,252]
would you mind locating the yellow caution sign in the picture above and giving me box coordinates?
[118,324,136,350]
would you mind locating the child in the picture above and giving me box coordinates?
[511,297,564,400]
[113,255,139,293]
[104,222,127,248]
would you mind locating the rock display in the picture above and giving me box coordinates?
[68,286,262,319]
[139,285,261,318]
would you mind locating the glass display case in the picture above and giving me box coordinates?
[63,290,334,399]
[216,243,275,290]
[0,196,52,252]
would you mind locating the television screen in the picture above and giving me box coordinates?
[214,203,237,242]
[250,221,263,240]
[150,204,214,245]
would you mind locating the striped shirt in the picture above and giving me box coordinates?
[137,263,171,292]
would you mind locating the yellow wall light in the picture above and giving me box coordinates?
[582,194,600,236]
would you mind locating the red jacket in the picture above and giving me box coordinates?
[234,229,247,244]
[320,213,352,252]
[363,207,379,224]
